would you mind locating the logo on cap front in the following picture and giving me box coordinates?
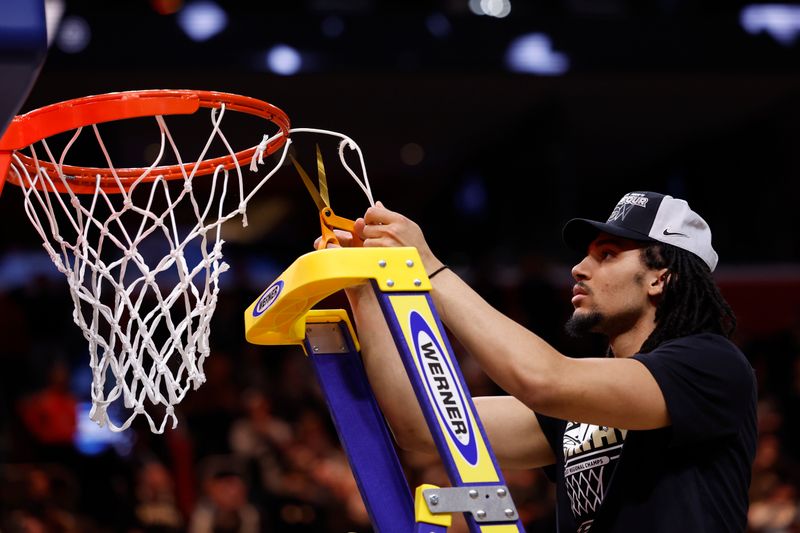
[662,228,689,237]
[607,192,649,222]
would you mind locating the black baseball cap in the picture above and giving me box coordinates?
[562,191,719,271]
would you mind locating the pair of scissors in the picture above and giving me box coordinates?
[289,145,363,249]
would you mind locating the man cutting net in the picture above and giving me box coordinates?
[323,191,757,532]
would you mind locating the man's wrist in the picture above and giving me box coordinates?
[428,265,449,279]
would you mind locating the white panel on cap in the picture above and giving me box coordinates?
[648,195,719,271]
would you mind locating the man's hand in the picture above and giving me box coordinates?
[358,201,444,276]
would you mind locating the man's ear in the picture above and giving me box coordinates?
[648,268,671,296]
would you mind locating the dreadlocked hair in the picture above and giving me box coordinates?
[639,243,736,354]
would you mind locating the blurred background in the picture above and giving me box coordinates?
[1,0,799,531]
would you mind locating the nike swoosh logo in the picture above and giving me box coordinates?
[663,229,689,237]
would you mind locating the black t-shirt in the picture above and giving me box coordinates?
[535,333,758,533]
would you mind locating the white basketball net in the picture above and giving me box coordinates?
[7,104,373,433]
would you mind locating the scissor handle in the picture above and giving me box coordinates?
[319,207,364,248]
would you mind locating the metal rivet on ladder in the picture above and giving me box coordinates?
[429,494,439,506]
[406,259,414,267]
[468,489,479,499]
[497,487,507,498]
[413,279,421,286]
[378,260,387,267]
[476,510,486,520]
[504,508,515,518]
[386,279,395,287]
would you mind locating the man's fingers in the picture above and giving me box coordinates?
[363,204,402,225]
[362,237,396,248]
[353,218,366,240]
[333,229,352,240]
[361,222,390,239]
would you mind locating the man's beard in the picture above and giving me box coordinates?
[564,311,603,338]
[565,307,642,339]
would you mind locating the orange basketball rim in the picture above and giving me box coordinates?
[0,89,291,195]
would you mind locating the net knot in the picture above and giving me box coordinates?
[89,402,107,425]
[249,134,271,172]
[123,198,133,210]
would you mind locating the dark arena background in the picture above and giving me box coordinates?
[1,1,799,531]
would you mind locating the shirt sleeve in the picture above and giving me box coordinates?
[534,412,566,482]
[632,333,756,447]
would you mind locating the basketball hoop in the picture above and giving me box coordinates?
[0,89,374,433]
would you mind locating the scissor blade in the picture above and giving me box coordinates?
[316,144,330,208]
[289,154,327,212]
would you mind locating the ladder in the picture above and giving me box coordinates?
[245,247,525,533]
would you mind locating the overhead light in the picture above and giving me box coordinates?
[468,0,512,18]
[426,13,452,38]
[468,0,483,15]
[265,44,302,76]
[177,0,227,42]
[56,15,90,53]
[740,4,800,46]
[481,0,511,18]
[454,173,488,217]
[505,33,569,75]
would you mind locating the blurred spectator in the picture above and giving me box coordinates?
[16,361,77,462]
[748,482,800,532]
[188,456,261,533]
[131,461,184,532]
[308,451,371,532]
[0,465,82,532]
[229,388,292,494]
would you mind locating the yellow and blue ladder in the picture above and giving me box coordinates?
[245,247,525,533]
